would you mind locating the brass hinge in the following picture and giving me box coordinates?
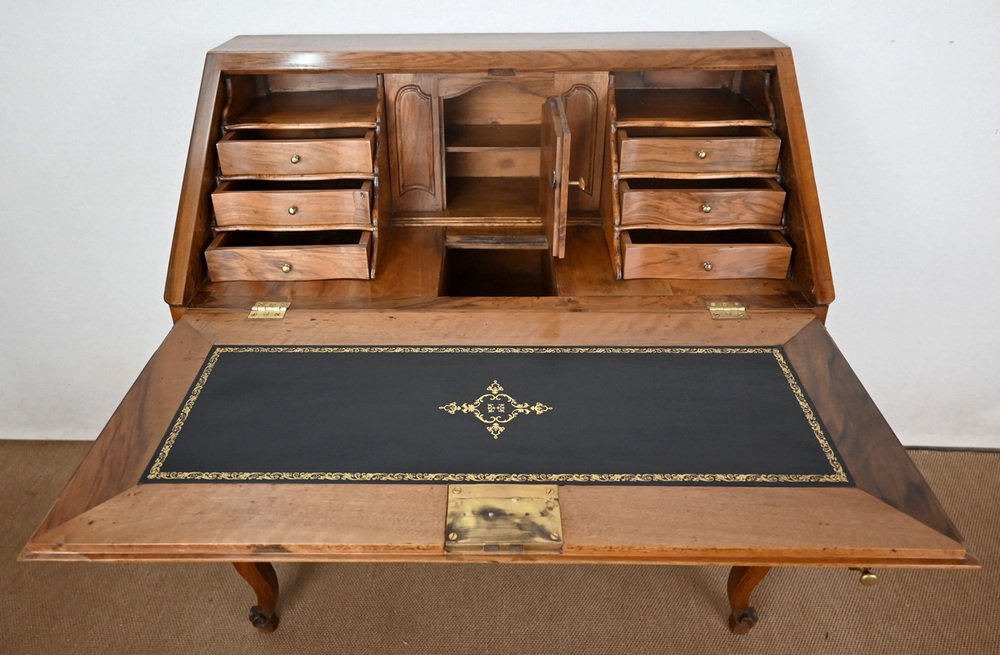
[248,301,290,320]
[706,301,748,320]
[445,484,563,553]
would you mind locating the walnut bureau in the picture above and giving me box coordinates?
[23,32,976,637]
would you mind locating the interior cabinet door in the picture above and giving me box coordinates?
[556,73,608,212]
[383,74,445,212]
[540,96,571,258]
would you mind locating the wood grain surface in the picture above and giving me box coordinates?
[622,230,791,279]
[212,180,372,230]
[619,179,785,228]
[205,231,371,281]
[22,312,969,567]
[617,128,780,175]
[217,131,374,178]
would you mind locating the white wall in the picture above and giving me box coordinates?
[1,1,997,447]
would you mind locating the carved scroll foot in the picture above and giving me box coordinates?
[726,565,770,635]
[233,562,280,633]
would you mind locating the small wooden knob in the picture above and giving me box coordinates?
[702,262,713,271]
[280,263,292,273]
[290,154,301,164]
[287,206,298,215]
[701,203,712,213]
[696,150,708,159]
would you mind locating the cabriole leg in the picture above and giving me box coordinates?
[233,562,280,632]
[726,565,770,634]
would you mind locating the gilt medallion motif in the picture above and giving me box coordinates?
[439,379,553,439]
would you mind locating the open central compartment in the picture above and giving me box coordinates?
[443,82,544,186]
[439,234,555,297]
[441,81,547,221]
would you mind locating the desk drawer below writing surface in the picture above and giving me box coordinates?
[217,128,375,178]
[619,179,786,228]
[617,127,780,176]
[205,230,371,281]
[621,229,791,280]
[212,180,373,230]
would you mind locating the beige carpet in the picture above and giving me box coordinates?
[2,441,997,654]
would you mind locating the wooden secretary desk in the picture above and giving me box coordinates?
[23,32,976,636]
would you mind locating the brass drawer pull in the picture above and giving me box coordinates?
[287,206,298,215]
[696,150,708,159]
[289,154,301,164]
[280,263,292,273]
[702,262,713,271]
[701,203,712,213]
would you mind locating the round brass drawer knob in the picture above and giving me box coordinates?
[287,206,298,215]
[290,154,301,164]
[701,203,712,213]
[696,150,708,159]
[280,263,292,273]
[702,262,713,271]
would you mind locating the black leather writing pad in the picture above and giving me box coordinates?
[142,346,850,485]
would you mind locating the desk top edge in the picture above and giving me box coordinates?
[211,32,789,55]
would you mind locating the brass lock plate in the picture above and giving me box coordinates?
[445,484,563,553]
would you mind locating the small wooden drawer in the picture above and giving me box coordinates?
[621,229,791,280]
[619,179,785,228]
[617,127,780,177]
[217,128,375,178]
[205,230,371,281]
[212,180,373,230]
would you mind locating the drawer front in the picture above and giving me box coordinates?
[217,133,374,177]
[205,232,371,281]
[618,131,779,175]
[619,181,785,228]
[622,232,791,280]
[212,182,373,230]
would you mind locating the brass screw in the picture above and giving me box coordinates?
[696,150,708,159]
[288,206,298,215]
[859,569,878,587]
[448,532,458,541]
[702,262,713,272]
[290,154,301,164]
[701,203,712,213]
[549,532,561,541]
[280,263,292,273]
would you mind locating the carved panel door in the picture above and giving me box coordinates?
[383,74,444,212]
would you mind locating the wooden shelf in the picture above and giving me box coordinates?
[615,88,771,128]
[394,177,541,224]
[227,89,378,130]
[444,125,541,177]
[444,124,540,151]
